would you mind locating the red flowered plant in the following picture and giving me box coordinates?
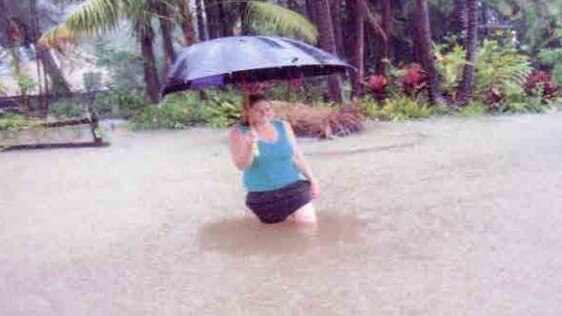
[524,71,559,101]
[398,63,427,97]
[368,75,388,92]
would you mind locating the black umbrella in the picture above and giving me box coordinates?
[161,36,352,96]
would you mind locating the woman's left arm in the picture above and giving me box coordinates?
[284,121,320,199]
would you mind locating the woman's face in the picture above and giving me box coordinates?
[249,100,274,126]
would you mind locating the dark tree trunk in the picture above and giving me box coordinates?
[456,0,478,107]
[27,0,71,95]
[330,0,343,56]
[414,0,442,105]
[195,0,208,41]
[481,1,489,38]
[309,0,342,102]
[153,0,176,81]
[137,21,160,103]
[36,47,70,95]
[204,0,221,39]
[217,0,232,36]
[287,0,298,11]
[177,0,197,45]
[453,0,468,41]
[239,2,251,35]
[375,0,391,75]
[305,0,319,26]
[348,0,364,97]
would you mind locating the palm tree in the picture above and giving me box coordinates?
[40,0,318,102]
[330,0,344,56]
[0,0,71,94]
[456,0,478,107]
[153,0,176,79]
[376,0,391,76]
[307,0,342,102]
[452,0,467,38]
[413,0,442,105]
[39,0,163,102]
[348,0,364,98]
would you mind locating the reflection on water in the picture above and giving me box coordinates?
[198,212,367,256]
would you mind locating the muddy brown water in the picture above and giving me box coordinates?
[1,113,562,315]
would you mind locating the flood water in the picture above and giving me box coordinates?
[1,113,562,315]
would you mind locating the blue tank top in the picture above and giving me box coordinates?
[239,120,302,192]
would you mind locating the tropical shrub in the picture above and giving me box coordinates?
[49,100,85,118]
[361,95,432,121]
[435,44,467,100]
[0,113,42,131]
[475,40,533,108]
[524,71,559,101]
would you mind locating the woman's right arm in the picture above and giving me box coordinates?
[229,127,255,170]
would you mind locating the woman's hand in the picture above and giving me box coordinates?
[245,129,258,147]
[309,178,320,199]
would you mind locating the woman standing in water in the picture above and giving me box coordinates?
[229,94,320,225]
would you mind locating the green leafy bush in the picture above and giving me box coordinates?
[94,90,147,118]
[538,48,562,85]
[0,113,42,131]
[460,100,487,117]
[435,44,467,96]
[361,95,432,121]
[475,40,533,106]
[49,101,85,118]
[132,90,242,129]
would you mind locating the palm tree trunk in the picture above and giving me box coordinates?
[154,1,176,81]
[239,2,251,35]
[178,0,197,45]
[330,0,343,56]
[217,0,232,36]
[137,21,160,103]
[195,0,208,41]
[414,0,442,105]
[456,0,478,107]
[305,0,318,26]
[375,0,391,75]
[37,47,71,95]
[204,0,220,39]
[309,0,342,102]
[27,0,71,96]
[348,0,364,98]
[453,0,467,41]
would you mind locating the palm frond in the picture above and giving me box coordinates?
[246,2,318,43]
[38,25,80,50]
[64,0,123,35]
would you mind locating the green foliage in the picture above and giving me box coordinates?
[497,94,553,113]
[94,39,144,90]
[132,90,243,129]
[460,100,488,117]
[83,72,103,92]
[553,64,562,85]
[475,40,533,102]
[16,74,37,95]
[537,48,562,84]
[0,113,42,131]
[435,44,467,95]
[247,2,318,43]
[361,95,433,121]
[94,90,147,118]
[49,101,85,118]
[0,81,6,96]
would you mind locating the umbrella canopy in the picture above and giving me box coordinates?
[161,36,352,96]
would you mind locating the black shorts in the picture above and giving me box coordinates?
[246,180,311,224]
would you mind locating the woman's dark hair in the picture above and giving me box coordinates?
[248,93,269,107]
[241,93,270,125]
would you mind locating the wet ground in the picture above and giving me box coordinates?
[1,113,562,315]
